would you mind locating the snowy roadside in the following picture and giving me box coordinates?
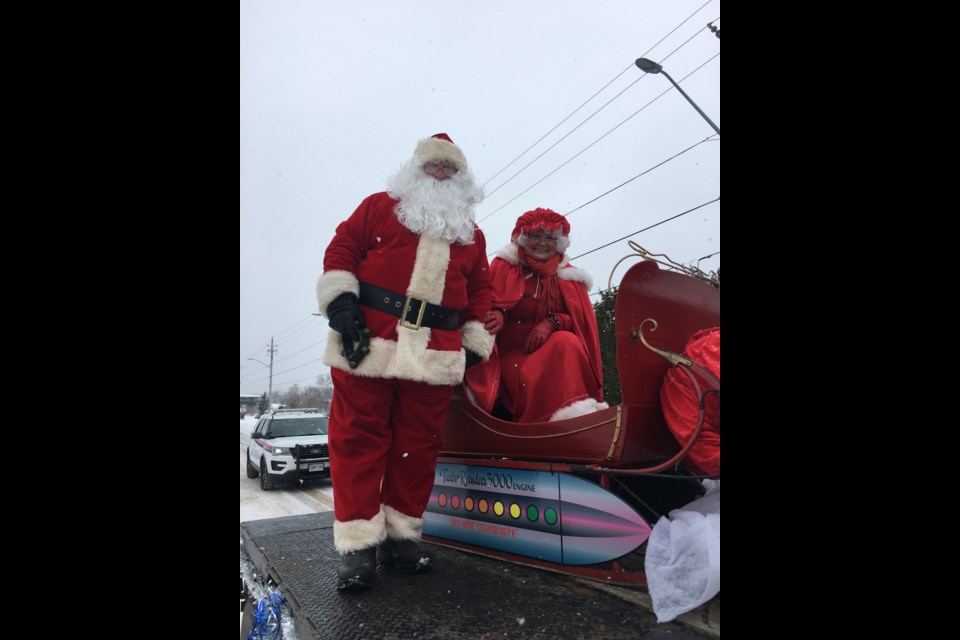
[240,415,334,523]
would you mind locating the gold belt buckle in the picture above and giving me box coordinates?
[400,295,427,330]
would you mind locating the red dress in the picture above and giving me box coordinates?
[472,245,604,423]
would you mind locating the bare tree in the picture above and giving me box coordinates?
[301,385,323,409]
[274,375,333,412]
[278,384,303,408]
[316,372,334,414]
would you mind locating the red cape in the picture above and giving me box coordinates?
[466,256,603,413]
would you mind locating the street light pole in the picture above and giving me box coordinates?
[635,58,720,136]
[247,337,277,408]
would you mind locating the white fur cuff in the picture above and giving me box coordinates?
[317,270,360,316]
[461,320,496,359]
[383,504,424,541]
[333,508,387,553]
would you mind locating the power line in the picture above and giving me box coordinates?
[480,75,644,204]
[277,358,323,385]
[482,24,715,205]
[565,134,717,219]
[274,319,323,347]
[269,357,326,379]
[653,20,717,70]
[480,0,716,194]
[481,63,634,188]
[479,52,720,225]
[243,313,322,367]
[484,131,717,261]
[570,197,720,263]
[242,312,320,359]
[587,242,718,299]
[271,314,315,340]
[272,338,327,365]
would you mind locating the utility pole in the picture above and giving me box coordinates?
[247,336,278,409]
[267,337,276,408]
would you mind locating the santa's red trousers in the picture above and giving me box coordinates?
[329,368,453,523]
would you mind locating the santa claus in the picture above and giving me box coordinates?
[316,133,495,590]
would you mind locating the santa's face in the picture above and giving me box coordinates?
[422,161,458,181]
[387,161,482,245]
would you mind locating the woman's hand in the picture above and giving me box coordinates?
[525,318,557,353]
[483,309,505,334]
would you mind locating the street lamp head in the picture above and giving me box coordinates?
[635,58,662,74]
[633,56,720,136]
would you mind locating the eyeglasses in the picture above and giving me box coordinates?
[528,233,558,243]
[423,162,458,177]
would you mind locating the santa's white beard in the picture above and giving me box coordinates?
[387,162,484,245]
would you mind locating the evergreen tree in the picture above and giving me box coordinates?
[593,288,622,406]
[257,392,269,415]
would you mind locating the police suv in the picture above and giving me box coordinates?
[245,409,330,490]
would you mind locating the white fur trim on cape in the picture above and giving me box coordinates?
[413,136,467,169]
[316,270,360,316]
[461,320,496,359]
[383,504,424,541]
[333,508,386,553]
[494,243,593,290]
[549,398,610,422]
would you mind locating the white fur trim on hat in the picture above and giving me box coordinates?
[413,136,467,169]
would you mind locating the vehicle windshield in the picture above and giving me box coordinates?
[267,417,329,438]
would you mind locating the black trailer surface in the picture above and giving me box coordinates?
[241,512,718,639]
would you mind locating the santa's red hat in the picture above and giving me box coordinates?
[413,133,467,169]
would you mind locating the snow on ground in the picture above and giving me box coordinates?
[240,415,334,522]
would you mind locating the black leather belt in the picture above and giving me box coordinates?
[358,282,461,331]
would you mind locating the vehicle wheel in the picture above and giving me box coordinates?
[246,450,258,478]
[259,458,274,491]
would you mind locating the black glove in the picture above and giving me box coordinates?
[464,348,483,369]
[327,293,365,342]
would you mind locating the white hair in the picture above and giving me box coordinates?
[516,230,570,253]
[387,162,484,245]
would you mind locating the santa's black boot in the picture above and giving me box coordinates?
[336,547,377,591]
[379,538,433,573]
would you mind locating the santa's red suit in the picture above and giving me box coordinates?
[317,188,494,554]
[472,242,605,422]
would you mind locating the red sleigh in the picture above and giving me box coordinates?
[423,259,720,585]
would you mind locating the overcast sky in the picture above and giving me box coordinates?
[240,0,720,397]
